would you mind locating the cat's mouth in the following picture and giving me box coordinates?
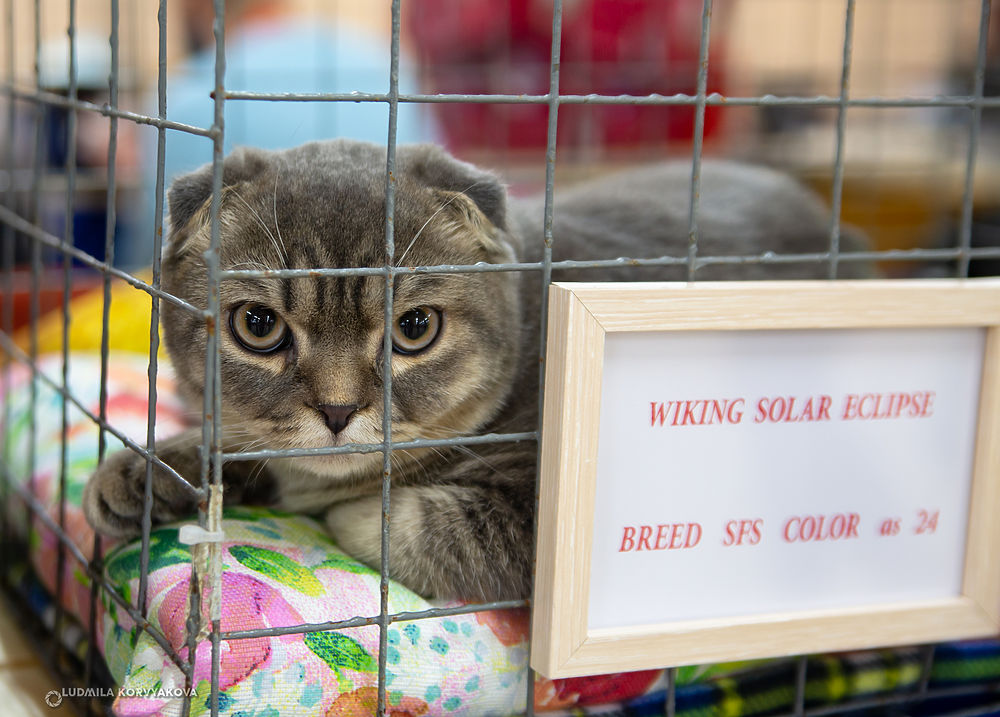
[253,408,437,481]
[305,419,435,479]
[278,450,383,484]
[285,411,386,471]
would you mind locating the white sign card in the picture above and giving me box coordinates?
[532,280,1000,679]
[591,327,981,629]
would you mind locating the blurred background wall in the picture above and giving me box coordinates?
[1,0,997,277]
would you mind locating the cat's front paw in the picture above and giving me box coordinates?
[82,448,198,538]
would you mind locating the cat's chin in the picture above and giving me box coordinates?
[291,451,384,481]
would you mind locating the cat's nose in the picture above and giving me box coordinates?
[317,404,359,435]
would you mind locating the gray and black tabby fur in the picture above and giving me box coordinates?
[83,139,874,602]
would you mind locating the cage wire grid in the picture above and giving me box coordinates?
[1,0,1000,716]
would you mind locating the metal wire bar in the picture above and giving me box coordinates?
[222,432,538,461]
[826,0,856,280]
[85,0,120,698]
[376,3,402,713]
[2,83,998,164]
[794,655,808,716]
[956,0,992,278]
[525,3,564,714]
[7,82,999,123]
[918,644,938,693]
[52,0,80,673]
[2,85,217,137]
[138,0,170,630]
[217,245,1000,281]
[173,0,220,704]
[0,204,204,315]
[687,246,1000,265]
[220,89,1000,109]
[685,0,713,281]
[219,599,528,641]
[207,2,228,714]
[665,667,677,717]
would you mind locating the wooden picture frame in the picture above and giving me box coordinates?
[531,279,1000,679]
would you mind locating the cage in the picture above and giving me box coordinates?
[1,0,1000,716]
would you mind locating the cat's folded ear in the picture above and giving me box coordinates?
[397,144,507,231]
[166,146,273,241]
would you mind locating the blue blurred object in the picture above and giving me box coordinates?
[123,15,440,267]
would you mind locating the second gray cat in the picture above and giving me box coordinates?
[82,140,873,602]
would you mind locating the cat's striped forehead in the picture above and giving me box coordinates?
[217,168,487,275]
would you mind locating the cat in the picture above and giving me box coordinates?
[82,139,874,602]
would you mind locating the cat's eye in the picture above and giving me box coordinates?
[392,307,441,354]
[230,303,291,353]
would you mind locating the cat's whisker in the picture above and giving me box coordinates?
[454,444,511,480]
[229,436,268,452]
[394,449,433,483]
[395,180,485,267]
[228,187,287,266]
[272,168,288,267]
[423,447,454,476]
[386,422,518,477]
[221,425,269,443]
[226,260,272,273]
[412,420,469,438]
[248,458,271,486]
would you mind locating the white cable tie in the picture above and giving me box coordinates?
[178,524,226,545]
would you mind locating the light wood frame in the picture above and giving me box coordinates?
[532,279,1000,678]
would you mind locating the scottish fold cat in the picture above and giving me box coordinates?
[83,139,872,601]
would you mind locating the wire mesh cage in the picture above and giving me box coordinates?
[2,0,1000,716]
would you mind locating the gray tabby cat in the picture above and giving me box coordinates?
[83,139,873,602]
